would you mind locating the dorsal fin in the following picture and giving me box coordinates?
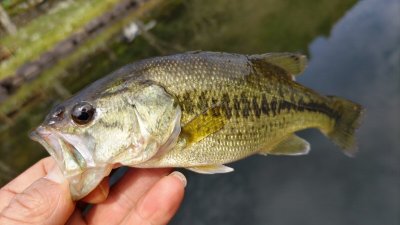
[249,53,307,79]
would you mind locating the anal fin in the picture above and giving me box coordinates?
[260,134,310,156]
[186,164,234,174]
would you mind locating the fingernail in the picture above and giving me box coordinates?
[44,165,65,184]
[170,171,187,187]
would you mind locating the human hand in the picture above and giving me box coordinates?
[0,157,186,225]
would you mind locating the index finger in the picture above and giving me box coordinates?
[0,156,56,211]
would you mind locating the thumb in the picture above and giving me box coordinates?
[0,167,75,225]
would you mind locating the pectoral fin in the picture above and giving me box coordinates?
[250,53,307,79]
[186,164,234,174]
[260,134,310,156]
[181,106,227,145]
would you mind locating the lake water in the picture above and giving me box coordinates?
[0,0,399,224]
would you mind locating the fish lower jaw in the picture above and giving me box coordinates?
[63,169,84,178]
[67,165,113,200]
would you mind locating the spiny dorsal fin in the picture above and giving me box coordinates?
[249,53,307,79]
[186,164,234,174]
[259,134,310,156]
[181,106,227,145]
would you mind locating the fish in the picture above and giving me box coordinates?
[30,51,363,199]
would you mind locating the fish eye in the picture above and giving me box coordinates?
[71,102,95,125]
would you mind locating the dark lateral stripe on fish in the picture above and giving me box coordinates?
[180,92,340,121]
[222,93,233,119]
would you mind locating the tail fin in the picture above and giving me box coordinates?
[326,96,364,156]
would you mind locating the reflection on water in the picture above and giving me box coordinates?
[0,0,399,224]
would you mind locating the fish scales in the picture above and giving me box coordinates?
[30,51,363,199]
[133,52,342,166]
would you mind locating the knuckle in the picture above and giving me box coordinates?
[15,188,47,214]
[0,186,16,201]
[0,181,57,223]
[122,210,155,225]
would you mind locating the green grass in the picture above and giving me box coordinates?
[0,0,165,115]
[0,0,122,79]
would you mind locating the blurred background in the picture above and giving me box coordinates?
[0,0,399,224]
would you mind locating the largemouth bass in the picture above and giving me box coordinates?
[30,51,363,199]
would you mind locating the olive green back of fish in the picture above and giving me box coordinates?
[102,52,363,172]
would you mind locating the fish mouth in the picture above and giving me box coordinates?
[30,126,111,200]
